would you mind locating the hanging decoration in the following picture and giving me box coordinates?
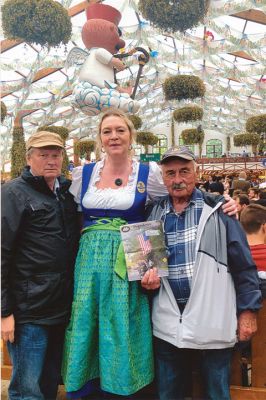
[246,114,266,135]
[1,102,7,123]
[163,75,206,101]
[74,139,95,161]
[181,126,205,157]
[136,131,158,153]
[173,105,203,123]
[2,0,72,47]
[37,125,69,175]
[11,127,26,179]
[128,114,142,130]
[233,132,260,146]
[66,3,149,116]
[139,0,210,33]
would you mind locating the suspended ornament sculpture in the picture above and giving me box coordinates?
[139,0,210,33]
[66,3,149,116]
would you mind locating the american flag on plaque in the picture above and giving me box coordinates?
[137,232,152,255]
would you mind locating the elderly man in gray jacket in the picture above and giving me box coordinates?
[142,146,261,400]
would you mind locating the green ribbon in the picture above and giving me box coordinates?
[82,218,128,280]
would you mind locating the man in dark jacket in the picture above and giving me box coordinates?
[1,131,80,399]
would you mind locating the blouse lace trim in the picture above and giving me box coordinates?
[91,157,138,193]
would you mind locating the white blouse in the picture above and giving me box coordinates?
[70,158,168,211]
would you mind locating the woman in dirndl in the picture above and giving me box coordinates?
[62,109,167,398]
[62,108,237,399]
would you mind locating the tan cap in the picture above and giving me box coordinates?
[26,131,64,150]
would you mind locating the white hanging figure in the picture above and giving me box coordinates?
[66,3,140,116]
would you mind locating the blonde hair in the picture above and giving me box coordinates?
[96,108,136,156]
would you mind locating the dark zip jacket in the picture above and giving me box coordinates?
[1,167,80,324]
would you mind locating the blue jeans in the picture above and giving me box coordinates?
[7,323,66,400]
[154,337,232,400]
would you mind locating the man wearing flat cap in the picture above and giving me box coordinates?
[142,146,261,400]
[1,131,80,399]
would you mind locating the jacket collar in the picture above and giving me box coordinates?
[21,166,71,195]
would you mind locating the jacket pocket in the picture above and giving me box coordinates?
[25,272,70,313]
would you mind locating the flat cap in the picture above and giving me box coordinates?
[160,146,196,164]
[26,131,64,150]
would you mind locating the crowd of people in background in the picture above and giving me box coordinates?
[198,171,266,205]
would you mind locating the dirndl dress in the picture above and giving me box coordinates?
[62,163,154,396]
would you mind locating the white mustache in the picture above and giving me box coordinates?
[172,183,187,190]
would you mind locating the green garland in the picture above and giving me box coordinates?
[74,140,95,160]
[181,128,204,145]
[163,75,206,101]
[38,125,69,175]
[11,127,26,179]
[246,114,266,135]
[136,131,158,153]
[2,0,72,47]
[234,133,260,146]
[128,115,142,130]
[1,101,7,123]
[139,0,210,33]
[173,105,203,123]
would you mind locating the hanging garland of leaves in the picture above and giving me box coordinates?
[128,115,142,130]
[1,101,7,123]
[139,0,210,33]
[233,133,260,147]
[74,140,95,160]
[2,0,72,47]
[173,105,203,123]
[136,131,158,146]
[163,75,206,101]
[181,128,204,145]
[246,114,266,134]
[136,131,158,153]
[38,125,69,175]
[11,127,26,179]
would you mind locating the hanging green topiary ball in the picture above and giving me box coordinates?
[2,0,72,47]
[136,131,158,146]
[74,140,95,159]
[139,0,210,33]
[128,115,143,130]
[234,133,260,147]
[246,114,266,135]
[163,75,206,101]
[181,127,204,145]
[173,105,203,123]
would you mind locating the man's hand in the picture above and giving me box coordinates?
[1,314,15,343]
[237,310,257,342]
[141,268,161,290]
[222,194,237,216]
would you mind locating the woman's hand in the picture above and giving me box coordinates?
[222,194,237,216]
[141,268,161,290]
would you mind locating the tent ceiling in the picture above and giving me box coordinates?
[1,0,265,163]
